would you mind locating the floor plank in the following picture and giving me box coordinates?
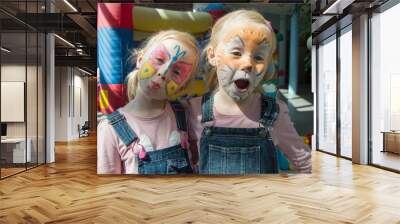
[0,135,399,223]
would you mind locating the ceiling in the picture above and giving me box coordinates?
[0,0,97,73]
[0,0,309,73]
[311,0,390,44]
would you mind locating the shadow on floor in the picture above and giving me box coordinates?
[278,84,313,136]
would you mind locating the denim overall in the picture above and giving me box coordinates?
[199,93,280,174]
[106,102,193,174]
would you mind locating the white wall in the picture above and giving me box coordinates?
[1,65,39,136]
[72,72,89,138]
[54,66,89,141]
[55,66,68,141]
[1,65,27,142]
[1,63,46,164]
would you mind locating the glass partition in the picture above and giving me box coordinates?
[0,0,46,179]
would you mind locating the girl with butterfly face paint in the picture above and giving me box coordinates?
[98,30,200,174]
[187,10,312,174]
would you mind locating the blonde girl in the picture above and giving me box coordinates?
[187,10,312,174]
[98,30,200,174]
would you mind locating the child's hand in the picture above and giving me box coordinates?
[191,164,199,173]
[179,131,189,149]
[188,141,199,167]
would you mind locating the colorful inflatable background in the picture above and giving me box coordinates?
[97,3,279,114]
[97,3,218,115]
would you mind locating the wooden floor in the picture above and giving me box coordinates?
[1,167,26,178]
[1,163,43,178]
[373,151,400,171]
[1,135,400,223]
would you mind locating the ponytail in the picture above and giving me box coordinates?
[126,69,139,101]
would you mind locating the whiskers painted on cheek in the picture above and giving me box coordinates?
[219,65,234,74]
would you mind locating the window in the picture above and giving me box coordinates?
[317,35,337,154]
[339,26,352,158]
[370,2,400,171]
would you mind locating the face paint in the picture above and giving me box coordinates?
[138,44,169,80]
[136,40,195,100]
[223,36,244,56]
[172,45,187,61]
[160,45,187,75]
[213,24,272,101]
[169,61,192,85]
[138,62,157,79]
[161,45,192,97]
[166,80,180,96]
[217,64,263,101]
[149,44,170,68]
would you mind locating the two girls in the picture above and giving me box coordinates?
[98,10,311,175]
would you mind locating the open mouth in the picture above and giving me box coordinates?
[234,79,250,91]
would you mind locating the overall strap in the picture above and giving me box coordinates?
[106,110,138,146]
[170,101,187,131]
[201,92,214,123]
[259,94,280,127]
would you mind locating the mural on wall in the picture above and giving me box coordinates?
[97,3,214,115]
[97,3,311,175]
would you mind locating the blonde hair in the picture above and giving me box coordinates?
[202,10,277,91]
[127,30,200,101]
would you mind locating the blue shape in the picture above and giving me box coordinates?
[98,28,134,84]
[267,64,274,74]
[262,79,278,99]
[203,3,225,11]
[288,10,299,95]
[276,148,290,171]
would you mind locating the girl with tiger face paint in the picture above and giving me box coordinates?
[210,22,273,101]
[186,10,312,174]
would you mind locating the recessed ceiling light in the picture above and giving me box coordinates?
[63,0,78,12]
[54,34,75,48]
[1,47,11,53]
[78,67,93,76]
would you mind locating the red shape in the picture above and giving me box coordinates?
[278,70,287,77]
[98,3,133,29]
[207,10,226,24]
[169,61,193,85]
[98,84,128,114]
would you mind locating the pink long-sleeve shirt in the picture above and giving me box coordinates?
[186,93,312,173]
[97,103,180,174]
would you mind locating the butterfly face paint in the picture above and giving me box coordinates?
[213,23,272,101]
[137,39,194,100]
